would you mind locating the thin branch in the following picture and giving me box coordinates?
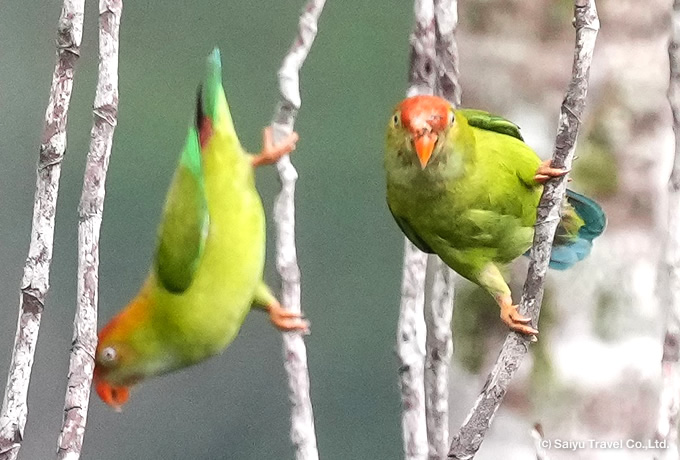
[56,1,122,459]
[0,2,85,459]
[424,257,455,460]
[530,423,551,460]
[270,1,325,458]
[407,0,437,98]
[448,1,600,458]
[654,0,680,454]
[398,241,429,460]
[423,3,460,458]
[398,3,436,459]
[433,0,461,107]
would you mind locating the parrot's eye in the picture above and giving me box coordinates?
[392,113,400,126]
[447,111,454,125]
[99,346,118,366]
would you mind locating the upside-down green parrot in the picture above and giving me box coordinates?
[385,95,606,335]
[94,48,307,411]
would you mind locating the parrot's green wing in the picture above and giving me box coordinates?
[154,127,209,293]
[460,109,524,141]
[387,203,434,253]
[460,108,540,189]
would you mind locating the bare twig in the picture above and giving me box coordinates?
[399,241,429,460]
[654,0,680,455]
[270,1,325,458]
[425,257,455,460]
[448,1,600,458]
[0,2,85,459]
[433,0,461,107]
[56,2,122,459]
[406,0,437,99]
[398,2,436,459]
[423,3,460,458]
[530,423,551,460]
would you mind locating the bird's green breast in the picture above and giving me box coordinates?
[153,135,265,366]
[386,122,544,278]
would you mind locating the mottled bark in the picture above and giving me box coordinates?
[448,1,600,458]
[399,2,436,459]
[433,0,461,107]
[56,1,122,459]
[425,257,454,460]
[423,3,460,459]
[270,1,325,459]
[399,241,429,460]
[407,0,437,99]
[654,1,680,457]
[0,2,85,459]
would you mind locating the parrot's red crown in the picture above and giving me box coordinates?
[397,95,453,169]
[398,95,452,134]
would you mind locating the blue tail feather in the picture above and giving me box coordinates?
[548,189,606,270]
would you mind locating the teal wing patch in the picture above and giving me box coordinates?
[388,203,434,254]
[155,128,209,293]
[460,109,524,141]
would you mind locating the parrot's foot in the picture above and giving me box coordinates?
[251,127,299,167]
[534,159,570,184]
[267,301,309,333]
[498,295,538,337]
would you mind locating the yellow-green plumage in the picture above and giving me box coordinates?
[94,49,279,408]
[385,95,605,332]
[387,109,541,273]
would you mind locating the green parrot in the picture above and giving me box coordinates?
[385,95,606,335]
[94,48,307,411]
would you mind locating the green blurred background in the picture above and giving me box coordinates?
[0,1,411,459]
[0,0,668,459]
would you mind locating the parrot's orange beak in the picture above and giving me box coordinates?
[94,368,129,412]
[414,133,437,169]
[96,380,129,412]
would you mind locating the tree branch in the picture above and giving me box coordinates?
[530,424,551,460]
[398,241,429,460]
[654,0,680,451]
[406,0,437,99]
[424,256,455,460]
[433,0,461,107]
[56,1,122,459]
[448,1,600,458]
[423,3,460,458]
[0,2,85,459]
[398,2,437,459]
[270,1,325,458]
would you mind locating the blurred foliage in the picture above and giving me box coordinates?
[592,289,621,342]
[452,278,556,388]
[573,134,619,197]
[452,282,500,373]
[528,285,557,397]
[572,87,620,198]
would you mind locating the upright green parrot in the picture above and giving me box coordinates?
[385,95,606,335]
[94,48,307,411]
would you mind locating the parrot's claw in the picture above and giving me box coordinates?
[499,298,538,337]
[251,127,299,167]
[533,159,570,184]
[267,301,310,334]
